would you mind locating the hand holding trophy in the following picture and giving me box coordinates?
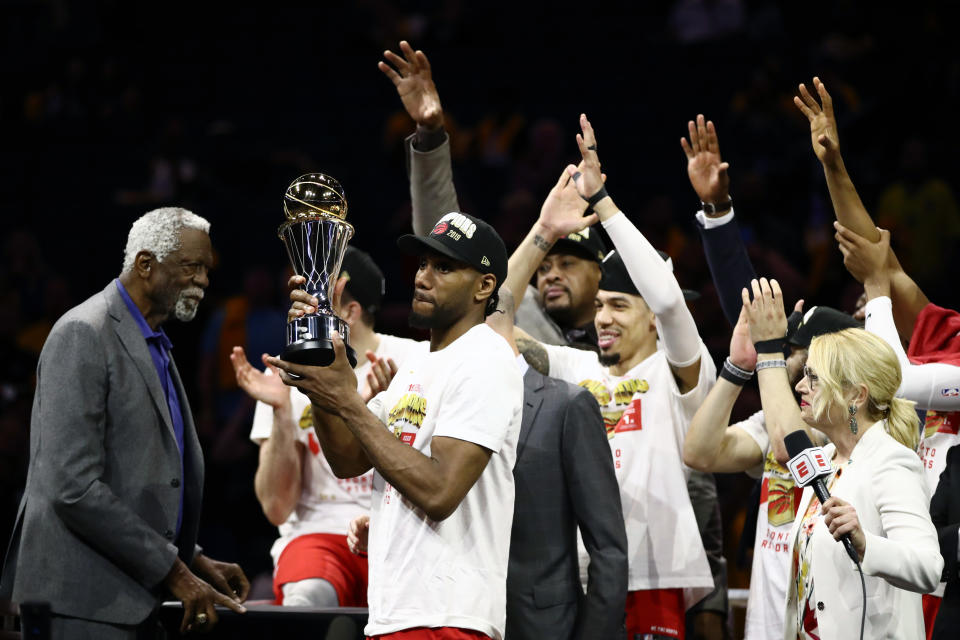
[279,173,358,367]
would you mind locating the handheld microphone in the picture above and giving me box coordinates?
[784,429,859,563]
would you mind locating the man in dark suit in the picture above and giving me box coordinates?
[931,442,960,639]
[489,290,628,640]
[0,207,249,638]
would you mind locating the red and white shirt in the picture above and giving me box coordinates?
[544,342,716,606]
[250,333,423,565]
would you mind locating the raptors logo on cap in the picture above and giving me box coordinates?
[432,221,449,235]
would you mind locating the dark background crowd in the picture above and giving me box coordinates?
[2,0,959,629]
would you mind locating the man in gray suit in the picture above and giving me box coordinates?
[1,207,249,639]
[488,291,628,640]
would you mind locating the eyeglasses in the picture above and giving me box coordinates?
[803,365,819,390]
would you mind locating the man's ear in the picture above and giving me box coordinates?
[134,251,154,279]
[338,299,363,327]
[474,274,496,304]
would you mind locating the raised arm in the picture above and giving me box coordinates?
[230,347,302,526]
[684,307,765,472]
[741,278,811,463]
[379,41,458,234]
[504,167,599,308]
[794,77,877,242]
[569,114,702,390]
[681,114,757,326]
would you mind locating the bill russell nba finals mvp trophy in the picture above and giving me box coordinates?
[278,172,358,367]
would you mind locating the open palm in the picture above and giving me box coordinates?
[379,41,443,129]
[230,347,289,409]
[681,115,729,204]
[794,77,841,167]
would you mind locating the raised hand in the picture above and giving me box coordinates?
[794,77,841,169]
[537,166,599,241]
[230,346,290,409]
[681,114,730,207]
[740,278,788,344]
[567,113,605,201]
[379,41,443,129]
[729,306,757,372]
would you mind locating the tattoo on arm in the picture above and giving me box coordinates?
[532,234,552,252]
[517,336,550,375]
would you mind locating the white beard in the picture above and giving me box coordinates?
[174,287,204,321]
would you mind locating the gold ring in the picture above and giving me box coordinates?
[195,612,208,625]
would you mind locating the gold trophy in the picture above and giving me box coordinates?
[278,173,357,366]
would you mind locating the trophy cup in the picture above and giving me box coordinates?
[279,173,358,367]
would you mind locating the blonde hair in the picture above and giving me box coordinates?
[807,328,919,451]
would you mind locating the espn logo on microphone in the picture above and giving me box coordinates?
[787,446,832,487]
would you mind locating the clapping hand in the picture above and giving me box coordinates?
[379,41,443,130]
[740,278,788,345]
[681,114,730,209]
[230,347,290,410]
[347,515,370,555]
[729,306,757,372]
[359,351,398,403]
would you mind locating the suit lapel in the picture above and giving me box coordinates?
[105,283,175,439]
[517,368,546,460]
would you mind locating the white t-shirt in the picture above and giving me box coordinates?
[250,332,423,565]
[363,324,523,639]
[544,342,715,604]
[734,410,802,640]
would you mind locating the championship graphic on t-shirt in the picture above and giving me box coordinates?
[579,377,649,438]
[544,342,715,599]
[362,325,522,639]
[386,389,426,446]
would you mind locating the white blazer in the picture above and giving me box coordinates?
[782,423,943,640]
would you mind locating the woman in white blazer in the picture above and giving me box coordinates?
[783,327,941,638]
[742,278,942,639]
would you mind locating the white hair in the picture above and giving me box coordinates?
[121,207,210,274]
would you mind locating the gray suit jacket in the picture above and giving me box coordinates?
[0,281,204,624]
[507,368,627,640]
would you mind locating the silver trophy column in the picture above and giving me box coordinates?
[279,173,358,367]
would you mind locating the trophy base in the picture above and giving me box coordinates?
[282,314,358,368]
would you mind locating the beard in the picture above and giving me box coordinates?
[408,304,459,330]
[598,352,621,367]
[173,286,204,322]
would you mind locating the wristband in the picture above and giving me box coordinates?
[755,359,787,371]
[753,336,786,353]
[720,357,754,386]
[586,186,609,207]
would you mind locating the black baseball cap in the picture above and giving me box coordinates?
[551,227,607,263]
[339,246,385,313]
[397,212,508,289]
[787,306,859,349]
[598,250,700,301]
